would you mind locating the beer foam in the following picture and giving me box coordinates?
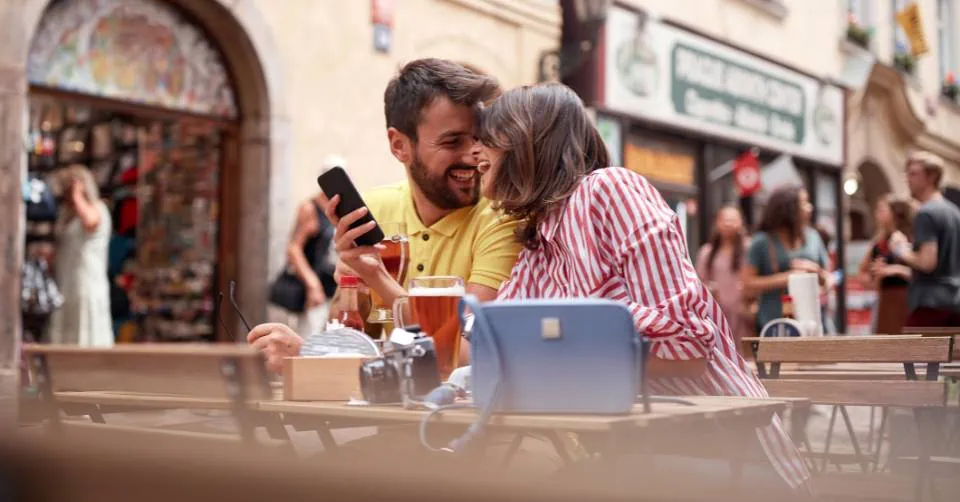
[409,286,465,297]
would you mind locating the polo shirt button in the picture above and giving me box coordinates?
[422,233,430,241]
[416,263,425,272]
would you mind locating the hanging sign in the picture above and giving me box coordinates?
[371,0,394,53]
[733,150,762,197]
[896,2,930,57]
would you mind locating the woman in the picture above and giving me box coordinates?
[474,83,810,494]
[695,206,750,350]
[742,185,830,334]
[46,166,113,347]
[858,196,914,334]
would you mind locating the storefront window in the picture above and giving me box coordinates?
[624,132,699,256]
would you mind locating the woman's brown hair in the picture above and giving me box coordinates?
[879,194,915,240]
[476,83,611,249]
[758,184,805,245]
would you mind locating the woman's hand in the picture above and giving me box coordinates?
[305,285,326,309]
[69,178,85,204]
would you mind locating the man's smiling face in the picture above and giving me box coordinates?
[406,95,480,210]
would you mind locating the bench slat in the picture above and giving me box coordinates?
[24,344,271,400]
[752,336,952,363]
[762,379,946,407]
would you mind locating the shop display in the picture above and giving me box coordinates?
[24,95,224,344]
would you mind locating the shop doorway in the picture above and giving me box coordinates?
[24,91,238,343]
[21,0,259,344]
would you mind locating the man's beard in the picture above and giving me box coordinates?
[409,151,479,210]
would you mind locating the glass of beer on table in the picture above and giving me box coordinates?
[392,276,465,380]
[367,222,409,330]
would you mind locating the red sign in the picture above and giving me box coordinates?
[371,0,395,27]
[733,151,761,197]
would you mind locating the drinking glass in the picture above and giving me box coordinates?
[392,276,465,381]
[367,222,409,327]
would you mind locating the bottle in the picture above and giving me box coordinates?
[781,294,795,320]
[337,275,366,332]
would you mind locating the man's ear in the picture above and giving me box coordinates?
[387,127,413,164]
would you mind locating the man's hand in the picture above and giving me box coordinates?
[320,193,387,284]
[247,323,304,373]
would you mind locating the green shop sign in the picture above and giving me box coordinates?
[671,42,806,145]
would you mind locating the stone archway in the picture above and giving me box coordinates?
[20,0,289,337]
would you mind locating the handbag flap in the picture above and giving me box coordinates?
[469,298,640,415]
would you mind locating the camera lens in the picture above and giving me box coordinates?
[359,358,401,404]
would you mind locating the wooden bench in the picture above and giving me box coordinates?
[746,336,954,501]
[899,328,959,361]
[23,344,286,445]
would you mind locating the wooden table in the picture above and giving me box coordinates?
[257,395,795,467]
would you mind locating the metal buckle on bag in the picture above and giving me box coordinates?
[541,317,561,340]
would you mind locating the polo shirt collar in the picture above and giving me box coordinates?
[401,185,473,238]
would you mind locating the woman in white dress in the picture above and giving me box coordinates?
[46,165,113,347]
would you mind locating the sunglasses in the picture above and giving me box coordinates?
[217,280,252,339]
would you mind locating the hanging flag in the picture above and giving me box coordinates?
[896,2,929,57]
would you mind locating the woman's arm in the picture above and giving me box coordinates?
[70,182,102,233]
[740,264,792,297]
[591,171,717,379]
[857,241,879,290]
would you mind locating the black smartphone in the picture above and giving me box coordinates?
[317,166,385,247]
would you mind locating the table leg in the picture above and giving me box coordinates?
[819,406,839,473]
[839,406,869,473]
[545,431,574,467]
[88,407,106,424]
[315,424,339,453]
[500,433,525,467]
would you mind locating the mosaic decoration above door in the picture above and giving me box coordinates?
[28,0,238,118]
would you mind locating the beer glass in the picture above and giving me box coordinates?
[393,276,464,380]
[368,222,409,327]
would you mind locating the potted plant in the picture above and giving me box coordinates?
[894,52,915,74]
[943,72,958,101]
[846,12,871,49]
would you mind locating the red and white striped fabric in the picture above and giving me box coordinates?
[497,167,811,490]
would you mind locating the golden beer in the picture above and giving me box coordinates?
[409,290,463,380]
[394,276,465,381]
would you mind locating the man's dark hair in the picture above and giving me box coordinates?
[384,58,501,141]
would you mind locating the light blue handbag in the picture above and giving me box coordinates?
[461,295,644,415]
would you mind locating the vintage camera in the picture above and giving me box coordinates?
[359,329,442,405]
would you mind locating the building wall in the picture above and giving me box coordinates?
[256,0,560,272]
[845,0,960,191]
[617,0,846,79]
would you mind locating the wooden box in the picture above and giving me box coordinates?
[282,356,370,401]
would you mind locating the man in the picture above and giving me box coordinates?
[249,58,522,371]
[891,151,960,326]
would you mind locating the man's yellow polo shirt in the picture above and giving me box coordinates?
[362,183,521,291]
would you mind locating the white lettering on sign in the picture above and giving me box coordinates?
[734,103,769,135]
[684,88,733,123]
[725,65,768,107]
[674,47,726,92]
[769,113,798,142]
